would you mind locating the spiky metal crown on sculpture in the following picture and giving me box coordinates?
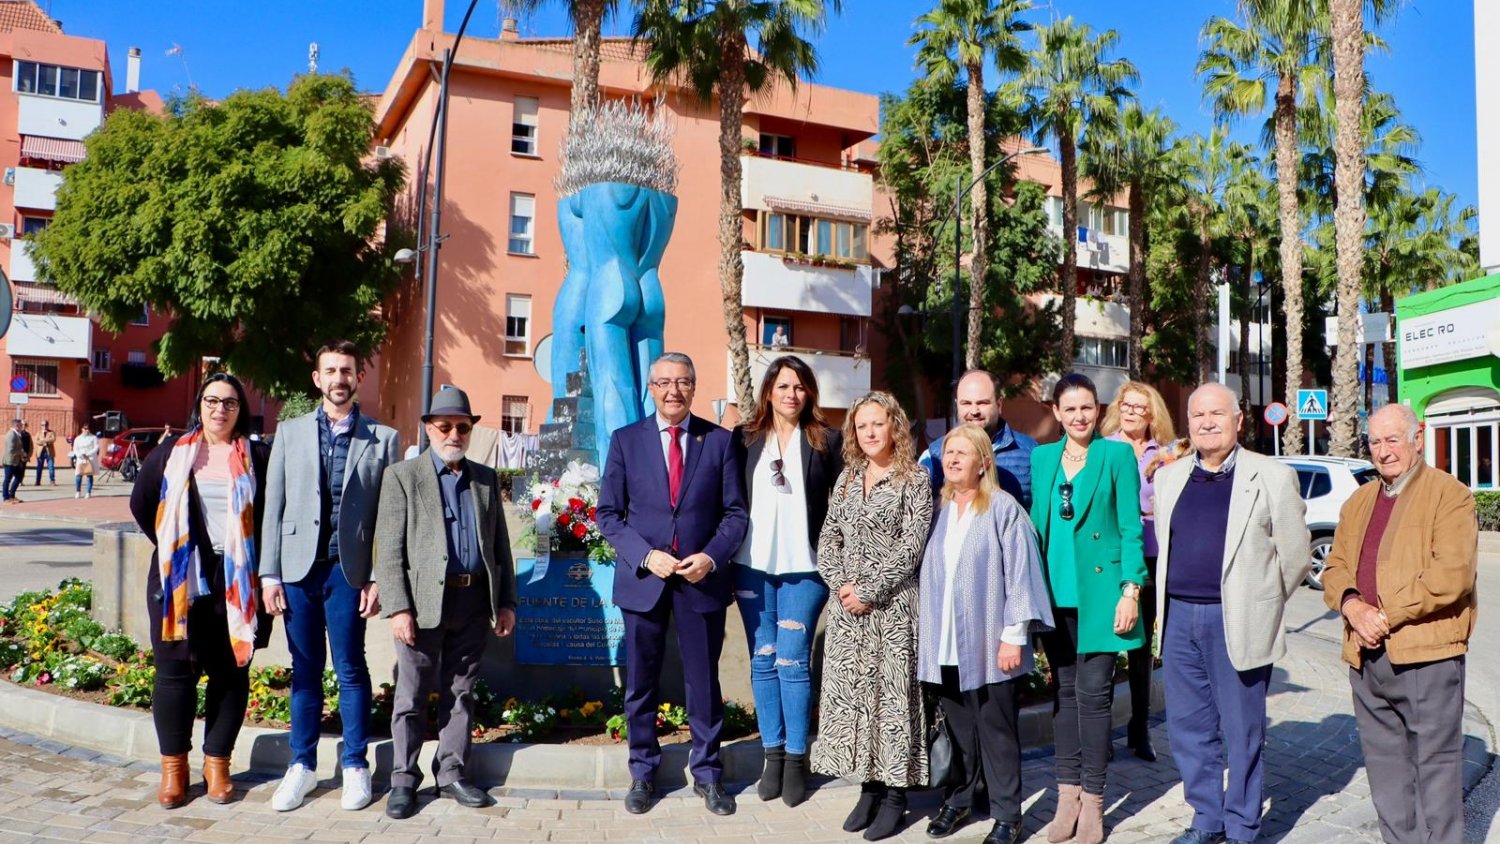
[555,98,679,199]
[548,99,680,471]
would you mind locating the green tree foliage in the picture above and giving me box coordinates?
[875,77,1061,416]
[31,73,406,398]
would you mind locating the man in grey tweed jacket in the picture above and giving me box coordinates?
[372,386,516,820]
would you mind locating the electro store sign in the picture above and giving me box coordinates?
[1400,298,1500,369]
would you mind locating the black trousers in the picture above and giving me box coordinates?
[932,665,1022,823]
[1040,609,1115,795]
[153,597,250,757]
[1125,556,1158,735]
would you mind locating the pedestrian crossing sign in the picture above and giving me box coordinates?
[1296,389,1329,420]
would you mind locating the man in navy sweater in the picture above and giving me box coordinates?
[1150,384,1309,844]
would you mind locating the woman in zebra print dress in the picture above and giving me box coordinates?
[811,392,933,842]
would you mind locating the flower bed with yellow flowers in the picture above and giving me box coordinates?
[0,580,757,745]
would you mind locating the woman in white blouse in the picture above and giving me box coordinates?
[731,356,843,807]
[917,424,1054,844]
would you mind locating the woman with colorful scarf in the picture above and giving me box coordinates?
[130,373,272,809]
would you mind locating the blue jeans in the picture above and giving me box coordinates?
[283,558,371,770]
[74,473,93,495]
[34,451,54,484]
[1164,598,1272,842]
[2,464,20,500]
[732,565,828,755]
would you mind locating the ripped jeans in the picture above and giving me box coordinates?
[732,565,828,754]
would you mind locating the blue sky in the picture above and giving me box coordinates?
[48,0,1478,211]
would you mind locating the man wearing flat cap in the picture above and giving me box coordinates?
[373,386,517,820]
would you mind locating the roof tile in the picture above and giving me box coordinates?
[0,0,61,34]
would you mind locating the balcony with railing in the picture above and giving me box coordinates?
[741,250,874,317]
[12,166,62,211]
[10,241,38,283]
[741,152,873,217]
[735,343,871,409]
[1047,223,1129,276]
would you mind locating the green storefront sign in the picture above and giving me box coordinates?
[1396,273,1500,487]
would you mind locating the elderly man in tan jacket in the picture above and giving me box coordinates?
[1323,404,1477,844]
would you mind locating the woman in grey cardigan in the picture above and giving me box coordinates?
[919,424,1054,844]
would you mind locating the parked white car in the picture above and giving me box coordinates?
[1273,456,1381,590]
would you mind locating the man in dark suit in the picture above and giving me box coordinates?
[372,386,517,820]
[596,352,749,817]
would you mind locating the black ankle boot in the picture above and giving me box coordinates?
[781,752,807,807]
[863,786,908,841]
[757,747,785,801]
[843,782,884,833]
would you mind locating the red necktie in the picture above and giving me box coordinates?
[667,425,684,507]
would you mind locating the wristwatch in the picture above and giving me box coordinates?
[1121,582,1141,600]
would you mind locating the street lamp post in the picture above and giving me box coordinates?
[401,0,481,449]
[941,147,1047,400]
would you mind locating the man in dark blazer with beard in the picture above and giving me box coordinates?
[596,352,749,817]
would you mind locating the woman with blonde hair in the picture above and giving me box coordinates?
[812,391,933,841]
[1099,381,1176,762]
[918,423,1053,844]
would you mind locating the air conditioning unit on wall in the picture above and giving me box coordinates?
[0,223,16,239]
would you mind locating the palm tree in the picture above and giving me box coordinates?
[504,0,619,113]
[1015,17,1136,366]
[1198,0,1322,453]
[910,0,1032,370]
[1364,186,1476,406]
[1081,104,1176,378]
[634,0,839,410]
[1221,163,1277,430]
[1171,130,1258,384]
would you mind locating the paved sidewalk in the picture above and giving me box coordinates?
[0,472,132,525]
[0,585,1488,843]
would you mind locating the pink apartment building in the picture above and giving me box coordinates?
[370,3,886,444]
[370,2,1139,447]
[0,1,218,438]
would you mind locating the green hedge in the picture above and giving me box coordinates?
[1478,491,1500,532]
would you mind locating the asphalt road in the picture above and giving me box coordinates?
[0,519,93,604]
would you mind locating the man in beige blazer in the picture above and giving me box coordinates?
[1322,404,1476,844]
[1152,383,1309,844]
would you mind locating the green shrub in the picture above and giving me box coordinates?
[91,633,140,663]
[107,662,155,707]
[1476,491,1500,532]
[52,655,111,691]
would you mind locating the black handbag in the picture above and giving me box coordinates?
[926,706,961,789]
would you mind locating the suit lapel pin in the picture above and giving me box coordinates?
[695,435,703,443]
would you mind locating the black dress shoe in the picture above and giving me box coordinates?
[926,804,971,838]
[844,783,884,832]
[982,820,1022,844]
[437,780,496,808]
[624,779,654,815]
[385,786,417,819]
[694,781,736,816]
[1169,830,1227,844]
[1134,735,1159,762]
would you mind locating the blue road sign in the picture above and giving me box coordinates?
[1297,389,1329,421]
[8,375,26,393]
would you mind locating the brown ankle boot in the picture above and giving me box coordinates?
[1048,783,1082,842]
[1076,791,1105,844]
[203,755,234,804]
[158,754,189,809]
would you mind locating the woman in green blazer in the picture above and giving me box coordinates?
[1029,373,1145,844]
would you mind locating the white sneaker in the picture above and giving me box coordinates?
[74,492,81,499]
[271,763,318,811]
[340,766,372,811]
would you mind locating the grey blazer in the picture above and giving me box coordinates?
[260,410,401,586]
[372,450,517,629]
[1153,448,1311,671]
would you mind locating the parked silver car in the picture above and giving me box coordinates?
[1273,455,1381,590]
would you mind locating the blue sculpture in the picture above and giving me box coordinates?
[550,101,680,468]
